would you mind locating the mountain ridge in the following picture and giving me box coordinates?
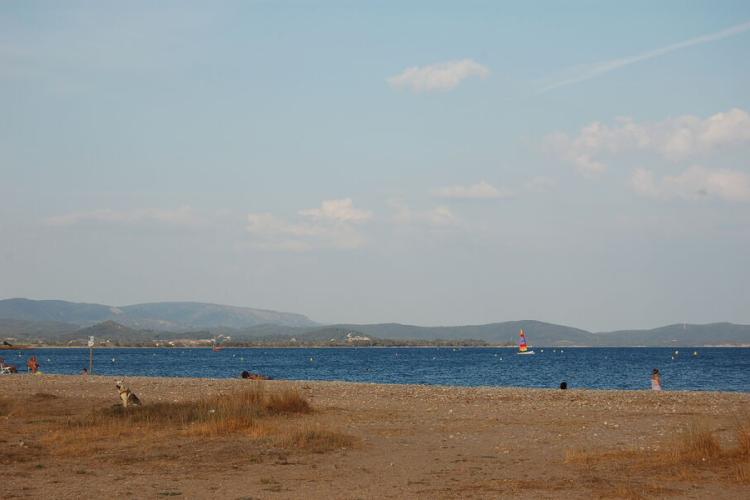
[0,298,317,330]
[1,298,749,346]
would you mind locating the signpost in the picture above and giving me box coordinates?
[88,336,94,374]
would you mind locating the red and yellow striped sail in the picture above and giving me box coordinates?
[518,329,528,352]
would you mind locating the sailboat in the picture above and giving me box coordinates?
[517,329,535,355]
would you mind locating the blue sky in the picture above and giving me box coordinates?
[2,1,749,331]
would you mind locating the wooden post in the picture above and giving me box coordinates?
[88,336,94,374]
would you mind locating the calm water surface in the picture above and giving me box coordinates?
[2,347,748,392]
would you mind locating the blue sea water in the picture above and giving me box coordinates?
[2,347,748,392]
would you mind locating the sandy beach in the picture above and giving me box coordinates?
[1,375,749,499]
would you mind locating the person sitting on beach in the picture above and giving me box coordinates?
[559,381,567,390]
[241,370,251,379]
[651,368,662,391]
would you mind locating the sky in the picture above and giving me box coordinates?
[1,1,749,332]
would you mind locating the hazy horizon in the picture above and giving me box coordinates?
[2,2,749,332]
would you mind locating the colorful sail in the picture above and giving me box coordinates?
[518,329,528,353]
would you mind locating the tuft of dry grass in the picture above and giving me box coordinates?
[37,385,324,458]
[735,463,750,484]
[279,426,358,453]
[668,421,721,463]
[0,396,11,416]
[736,421,750,457]
[266,389,311,414]
[565,419,750,487]
[66,385,309,434]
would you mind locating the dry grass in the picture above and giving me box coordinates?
[0,395,10,416]
[565,419,750,488]
[279,426,358,453]
[31,385,349,460]
[66,385,309,433]
[736,420,750,457]
[735,463,750,484]
[669,421,721,463]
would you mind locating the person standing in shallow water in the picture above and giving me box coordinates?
[651,368,662,391]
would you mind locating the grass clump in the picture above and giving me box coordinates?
[0,396,11,417]
[564,419,750,487]
[39,384,318,457]
[73,385,310,436]
[735,421,750,457]
[280,427,357,453]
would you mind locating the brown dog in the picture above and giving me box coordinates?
[115,380,142,407]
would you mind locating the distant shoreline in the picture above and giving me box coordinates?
[3,344,750,349]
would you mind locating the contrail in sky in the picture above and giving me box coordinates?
[539,20,750,93]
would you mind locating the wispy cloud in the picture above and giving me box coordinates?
[433,180,509,200]
[540,20,750,93]
[388,201,460,228]
[246,199,372,252]
[548,108,750,175]
[387,59,489,93]
[631,166,750,202]
[298,198,372,222]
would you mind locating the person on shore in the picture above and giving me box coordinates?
[241,370,251,379]
[27,356,40,374]
[81,368,88,376]
[651,368,662,391]
[559,381,567,390]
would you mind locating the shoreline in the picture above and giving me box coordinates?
[4,344,750,349]
[2,372,749,394]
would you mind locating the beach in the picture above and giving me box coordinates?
[1,375,749,499]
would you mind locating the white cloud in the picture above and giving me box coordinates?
[539,20,750,93]
[389,201,460,227]
[631,166,750,202]
[433,180,509,199]
[387,59,489,93]
[246,199,371,252]
[550,108,750,175]
[45,205,198,226]
[298,198,372,222]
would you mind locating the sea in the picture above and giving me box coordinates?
[2,347,748,392]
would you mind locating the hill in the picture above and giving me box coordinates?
[0,298,317,331]
[592,323,750,346]
[324,320,594,345]
[1,298,749,346]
